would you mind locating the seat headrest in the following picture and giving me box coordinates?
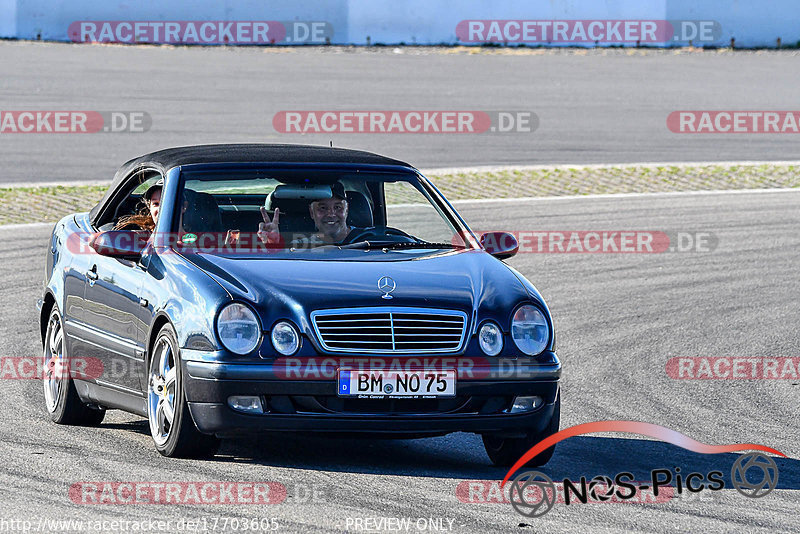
[345,191,373,228]
[182,190,222,233]
[264,191,317,233]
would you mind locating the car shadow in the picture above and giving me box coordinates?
[101,419,151,436]
[214,433,799,490]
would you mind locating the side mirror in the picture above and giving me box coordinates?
[90,231,149,259]
[480,231,519,260]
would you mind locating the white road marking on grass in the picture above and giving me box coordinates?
[4,190,797,228]
[386,187,800,208]
[0,180,108,188]
[420,160,800,176]
[2,160,799,189]
[2,163,799,227]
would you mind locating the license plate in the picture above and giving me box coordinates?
[337,369,456,398]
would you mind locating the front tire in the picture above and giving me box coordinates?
[147,323,219,458]
[43,307,105,426]
[483,392,561,467]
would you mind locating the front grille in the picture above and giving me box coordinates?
[280,395,512,415]
[298,396,472,414]
[311,307,468,354]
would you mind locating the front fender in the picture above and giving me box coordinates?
[41,215,88,344]
[140,249,231,360]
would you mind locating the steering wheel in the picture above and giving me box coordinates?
[343,226,418,244]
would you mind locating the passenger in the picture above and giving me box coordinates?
[110,180,235,250]
[114,180,162,231]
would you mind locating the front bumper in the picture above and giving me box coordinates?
[181,350,561,437]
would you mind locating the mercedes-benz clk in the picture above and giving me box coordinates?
[38,144,561,464]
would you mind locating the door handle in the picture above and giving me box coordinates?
[139,298,149,308]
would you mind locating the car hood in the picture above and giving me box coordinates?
[180,249,537,332]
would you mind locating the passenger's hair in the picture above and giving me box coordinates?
[115,212,155,231]
[115,198,155,231]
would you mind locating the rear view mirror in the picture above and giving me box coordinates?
[272,184,333,200]
[90,231,149,259]
[480,231,519,260]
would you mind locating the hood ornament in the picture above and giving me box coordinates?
[377,276,396,299]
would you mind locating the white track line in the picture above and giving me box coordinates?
[446,187,800,206]
[383,188,800,209]
[0,221,55,231]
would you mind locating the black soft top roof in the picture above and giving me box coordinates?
[89,143,413,223]
[116,143,410,174]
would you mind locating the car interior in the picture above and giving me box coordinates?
[178,178,383,240]
[97,171,461,249]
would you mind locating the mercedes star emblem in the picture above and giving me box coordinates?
[378,276,396,299]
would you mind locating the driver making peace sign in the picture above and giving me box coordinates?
[256,183,362,247]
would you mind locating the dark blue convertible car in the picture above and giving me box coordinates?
[38,144,561,464]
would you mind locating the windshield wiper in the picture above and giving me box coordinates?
[340,240,467,250]
[337,240,396,249]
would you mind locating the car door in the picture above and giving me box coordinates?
[59,221,92,341]
[79,249,148,393]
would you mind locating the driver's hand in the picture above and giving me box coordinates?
[257,207,281,244]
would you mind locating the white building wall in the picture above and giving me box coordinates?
[3,0,798,48]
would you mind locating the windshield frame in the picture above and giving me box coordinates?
[166,162,478,253]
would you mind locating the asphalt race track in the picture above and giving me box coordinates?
[2,43,800,184]
[1,190,798,533]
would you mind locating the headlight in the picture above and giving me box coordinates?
[217,303,261,355]
[478,321,503,356]
[511,305,550,356]
[271,321,300,356]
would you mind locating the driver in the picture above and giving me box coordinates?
[257,182,365,247]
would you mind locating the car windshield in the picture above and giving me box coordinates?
[171,169,472,256]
